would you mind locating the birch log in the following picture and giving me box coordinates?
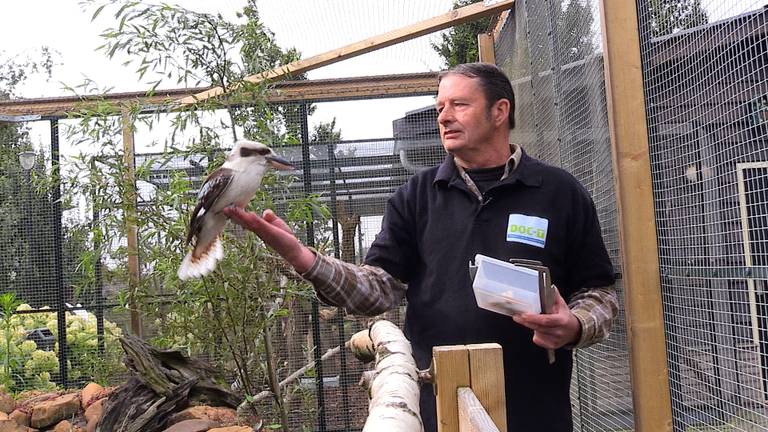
[360,320,423,432]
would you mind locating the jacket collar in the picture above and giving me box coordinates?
[434,145,543,189]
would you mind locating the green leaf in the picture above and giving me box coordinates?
[114,1,133,19]
[91,4,107,22]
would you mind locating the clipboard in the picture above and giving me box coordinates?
[508,258,556,365]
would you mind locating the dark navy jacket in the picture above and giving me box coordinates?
[364,150,615,432]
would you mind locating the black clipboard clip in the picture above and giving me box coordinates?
[508,259,556,365]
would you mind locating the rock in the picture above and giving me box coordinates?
[8,411,29,427]
[80,383,103,410]
[86,421,95,432]
[0,393,14,414]
[53,420,74,431]
[169,407,237,427]
[29,393,80,429]
[83,399,104,425]
[0,419,35,432]
[0,413,6,420]
[162,419,220,432]
[16,392,60,413]
[208,427,253,432]
[84,399,105,432]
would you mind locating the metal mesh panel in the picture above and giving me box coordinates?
[128,96,440,431]
[637,1,768,430]
[0,118,127,393]
[2,87,439,430]
[496,1,633,430]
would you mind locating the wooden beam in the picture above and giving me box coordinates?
[122,109,142,338]
[467,344,506,431]
[178,0,515,104]
[491,10,511,40]
[0,73,438,118]
[458,388,501,432]
[477,33,496,64]
[434,345,471,432]
[598,1,673,431]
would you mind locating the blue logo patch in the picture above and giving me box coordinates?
[506,214,549,248]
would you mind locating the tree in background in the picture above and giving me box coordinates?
[648,0,708,37]
[557,0,597,64]
[432,0,491,68]
[0,50,91,308]
[79,1,340,427]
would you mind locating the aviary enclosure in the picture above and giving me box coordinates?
[0,0,766,431]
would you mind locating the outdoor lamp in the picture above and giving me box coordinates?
[19,150,36,171]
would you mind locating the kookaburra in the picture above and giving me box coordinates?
[178,140,294,280]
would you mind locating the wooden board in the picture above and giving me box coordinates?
[0,73,438,118]
[434,345,471,432]
[458,387,501,432]
[178,0,516,104]
[478,33,496,64]
[467,344,506,431]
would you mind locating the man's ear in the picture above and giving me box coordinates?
[492,99,511,127]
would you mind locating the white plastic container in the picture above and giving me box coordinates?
[472,254,541,316]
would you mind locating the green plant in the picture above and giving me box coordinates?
[0,302,125,393]
[59,2,340,428]
[0,292,23,389]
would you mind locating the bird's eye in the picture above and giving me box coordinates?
[240,147,270,158]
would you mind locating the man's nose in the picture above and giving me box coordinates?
[438,106,453,125]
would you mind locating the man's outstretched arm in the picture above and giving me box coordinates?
[224,207,406,316]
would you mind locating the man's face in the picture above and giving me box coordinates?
[435,74,497,158]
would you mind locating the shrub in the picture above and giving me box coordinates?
[0,302,123,392]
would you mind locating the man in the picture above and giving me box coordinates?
[225,63,617,432]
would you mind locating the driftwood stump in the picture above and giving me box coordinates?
[96,335,242,432]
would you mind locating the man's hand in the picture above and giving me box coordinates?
[512,287,581,350]
[223,207,316,273]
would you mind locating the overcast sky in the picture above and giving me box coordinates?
[1,0,454,153]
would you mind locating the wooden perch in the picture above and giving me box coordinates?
[242,344,344,408]
[360,321,422,432]
[349,328,376,363]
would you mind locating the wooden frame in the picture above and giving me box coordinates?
[121,109,142,337]
[0,73,438,119]
[736,162,768,349]
[598,1,673,431]
[179,0,515,104]
[478,33,496,64]
[433,344,506,432]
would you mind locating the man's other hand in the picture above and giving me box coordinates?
[512,287,581,350]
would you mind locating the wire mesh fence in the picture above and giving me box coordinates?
[3,1,767,431]
[495,0,632,430]
[637,1,768,430]
[0,89,440,431]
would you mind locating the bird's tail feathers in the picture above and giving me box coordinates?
[178,236,224,280]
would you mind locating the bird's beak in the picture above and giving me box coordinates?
[266,155,295,170]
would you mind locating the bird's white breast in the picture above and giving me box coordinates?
[214,163,268,211]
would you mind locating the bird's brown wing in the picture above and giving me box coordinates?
[186,168,234,246]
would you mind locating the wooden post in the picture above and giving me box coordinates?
[478,33,496,64]
[434,345,471,432]
[598,1,673,431]
[467,344,506,431]
[121,108,142,337]
[434,344,507,432]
